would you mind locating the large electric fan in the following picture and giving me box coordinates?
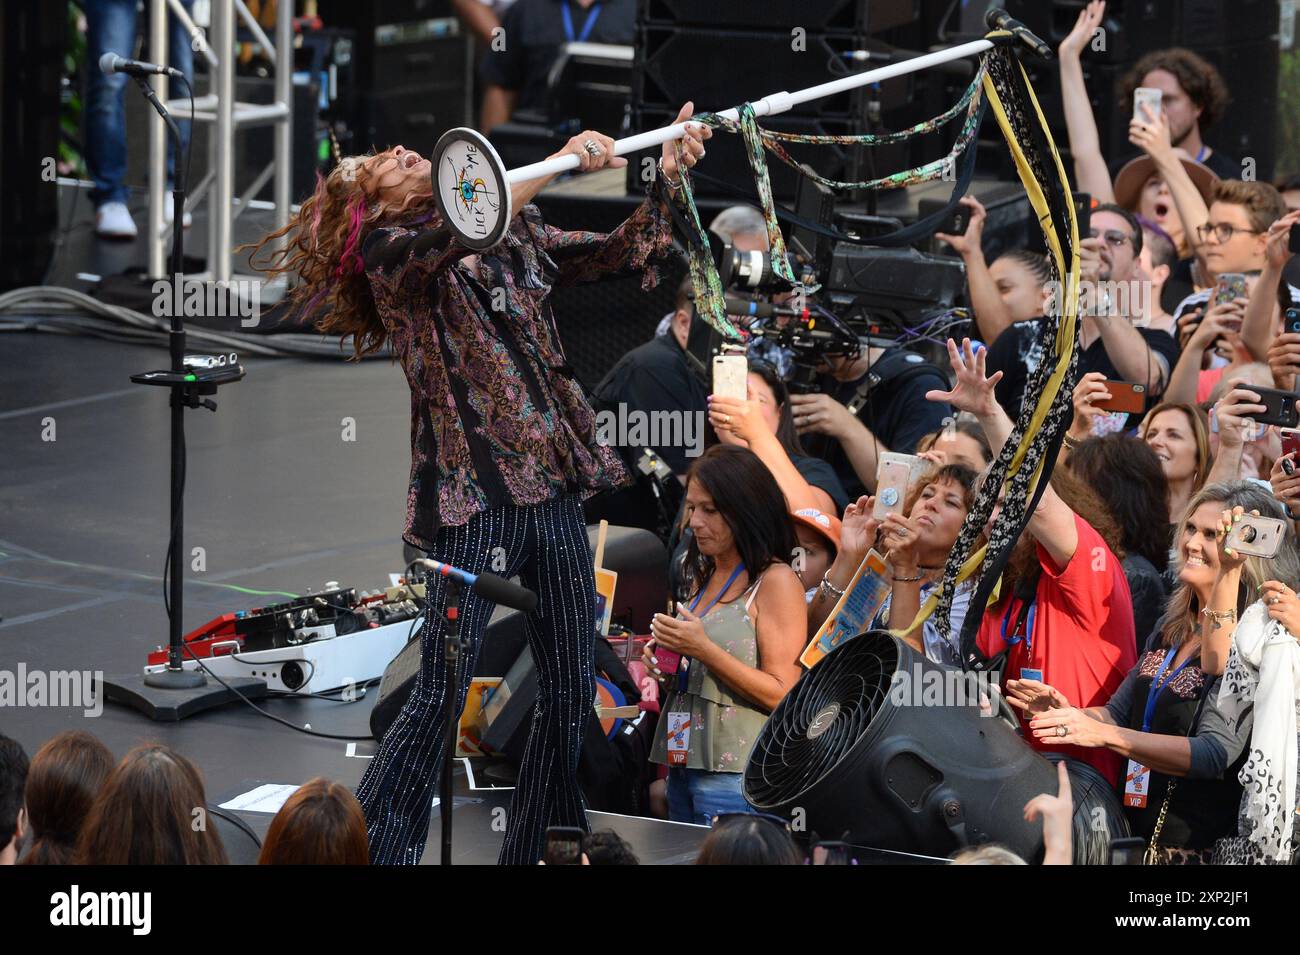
[745,632,1090,862]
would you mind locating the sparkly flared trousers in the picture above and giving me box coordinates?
[356,494,597,865]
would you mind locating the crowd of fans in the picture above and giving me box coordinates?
[15,1,1300,867]
[595,0,1300,865]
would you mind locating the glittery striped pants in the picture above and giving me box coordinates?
[356,493,597,865]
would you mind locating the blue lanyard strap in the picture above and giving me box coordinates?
[689,563,746,617]
[1142,646,1195,733]
[562,1,601,42]
[1000,596,1036,653]
[678,563,744,694]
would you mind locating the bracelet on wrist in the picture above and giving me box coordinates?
[1200,607,1237,622]
[818,573,847,599]
[892,572,924,583]
[656,157,683,190]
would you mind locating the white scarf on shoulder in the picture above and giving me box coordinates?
[1216,601,1300,863]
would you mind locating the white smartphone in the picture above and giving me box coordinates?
[712,353,748,400]
[874,452,923,520]
[1225,515,1286,559]
[1133,87,1162,124]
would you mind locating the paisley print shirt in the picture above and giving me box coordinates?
[362,182,681,550]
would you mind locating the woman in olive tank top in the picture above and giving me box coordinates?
[644,446,808,825]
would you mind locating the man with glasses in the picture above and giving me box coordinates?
[985,204,1178,420]
[1171,180,1298,327]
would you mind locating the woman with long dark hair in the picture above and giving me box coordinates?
[19,731,113,865]
[644,445,807,824]
[1011,482,1299,863]
[246,105,709,864]
[76,744,227,865]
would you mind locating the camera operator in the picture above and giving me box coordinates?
[788,343,953,501]
[594,276,708,480]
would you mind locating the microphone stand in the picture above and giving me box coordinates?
[104,72,250,721]
[135,75,203,691]
[439,576,464,866]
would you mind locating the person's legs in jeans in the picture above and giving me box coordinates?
[497,494,598,864]
[165,0,194,187]
[84,0,139,207]
[356,505,531,864]
[686,769,754,825]
[666,766,694,823]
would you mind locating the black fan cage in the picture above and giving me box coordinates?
[745,630,900,807]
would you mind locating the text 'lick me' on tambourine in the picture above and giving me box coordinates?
[426,9,1049,251]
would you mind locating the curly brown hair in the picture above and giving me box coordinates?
[1118,48,1231,130]
[240,151,436,358]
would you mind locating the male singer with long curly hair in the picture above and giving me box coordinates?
[246,104,708,864]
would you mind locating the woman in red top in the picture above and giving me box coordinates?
[927,339,1138,783]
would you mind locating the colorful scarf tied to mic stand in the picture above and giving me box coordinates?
[666,34,1082,669]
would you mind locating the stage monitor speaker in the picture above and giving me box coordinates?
[744,632,1129,862]
[1003,0,1180,63]
[0,0,63,291]
[638,0,916,34]
[1179,0,1280,48]
[314,0,471,154]
[633,25,906,120]
[369,602,530,740]
[1194,40,1279,182]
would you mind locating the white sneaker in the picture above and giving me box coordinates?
[163,202,193,229]
[95,201,138,240]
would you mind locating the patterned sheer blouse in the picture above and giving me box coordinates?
[362,181,682,550]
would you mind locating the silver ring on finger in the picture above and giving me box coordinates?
[583,139,602,158]
[1057,724,1069,738]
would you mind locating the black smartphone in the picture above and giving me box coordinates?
[1241,384,1300,428]
[1074,192,1092,235]
[1290,221,1300,254]
[543,826,585,865]
[1287,306,1300,335]
[1110,836,1145,865]
[919,198,969,237]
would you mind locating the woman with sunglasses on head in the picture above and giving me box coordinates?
[1013,482,1300,863]
[245,105,710,865]
[644,445,807,826]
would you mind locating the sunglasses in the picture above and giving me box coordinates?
[1090,228,1135,249]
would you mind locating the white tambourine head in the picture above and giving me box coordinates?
[431,127,511,250]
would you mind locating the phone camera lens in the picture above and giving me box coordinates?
[1241,526,1257,543]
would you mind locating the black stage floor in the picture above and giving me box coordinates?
[0,322,715,864]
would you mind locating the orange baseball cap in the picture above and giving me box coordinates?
[791,507,842,549]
